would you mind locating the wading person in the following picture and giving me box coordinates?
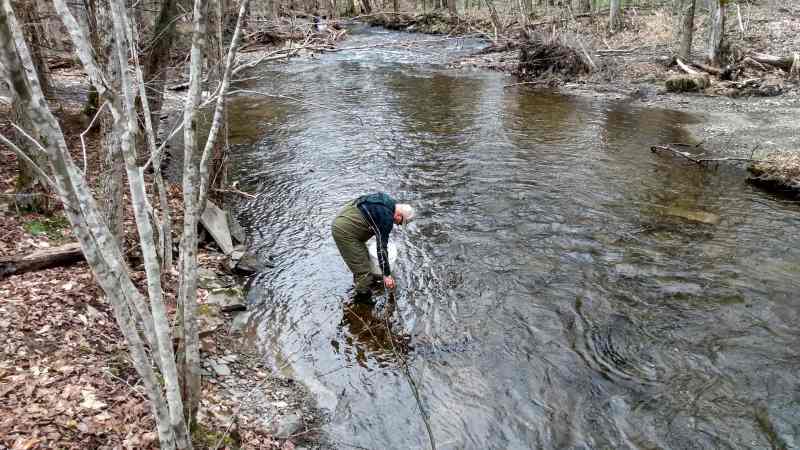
[331,193,415,302]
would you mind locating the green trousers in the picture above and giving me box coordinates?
[332,201,376,293]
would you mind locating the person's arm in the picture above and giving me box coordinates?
[376,222,391,277]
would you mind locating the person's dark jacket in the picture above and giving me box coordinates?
[356,192,396,277]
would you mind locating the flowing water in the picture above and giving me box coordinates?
[227,25,800,449]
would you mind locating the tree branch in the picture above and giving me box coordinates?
[0,131,56,189]
[79,100,109,174]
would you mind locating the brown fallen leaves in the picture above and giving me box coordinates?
[1,263,159,449]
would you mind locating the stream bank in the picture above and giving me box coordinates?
[363,5,800,193]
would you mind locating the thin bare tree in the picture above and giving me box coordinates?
[609,0,621,33]
[707,0,726,66]
[10,0,52,213]
[0,0,252,446]
[677,0,695,60]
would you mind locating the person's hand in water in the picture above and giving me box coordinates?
[383,276,396,290]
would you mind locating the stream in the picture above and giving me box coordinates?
[227,25,800,449]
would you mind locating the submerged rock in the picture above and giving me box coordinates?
[227,244,271,275]
[664,207,720,225]
[748,152,800,197]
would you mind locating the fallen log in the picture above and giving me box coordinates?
[750,52,798,72]
[675,57,698,74]
[0,243,84,280]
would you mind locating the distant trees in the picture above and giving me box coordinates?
[677,0,696,60]
[609,0,621,33]
[707,0,727,66]
[674,0,729,67]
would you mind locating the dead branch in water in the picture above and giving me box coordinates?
[503,80,554,88]
[650,145,757,164]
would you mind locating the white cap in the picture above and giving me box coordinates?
[396,204,416,224]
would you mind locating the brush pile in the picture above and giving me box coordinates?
[667,51,799,96]
[246,17,346,48]
[365,12,476,35]
[516,33,591,81]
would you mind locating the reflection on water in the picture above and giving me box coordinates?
[228,25,800,449]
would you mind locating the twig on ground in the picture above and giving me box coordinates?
[231,47,301,76]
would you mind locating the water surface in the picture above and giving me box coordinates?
[229,25,800,449]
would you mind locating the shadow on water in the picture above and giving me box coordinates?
[226,26,800,449]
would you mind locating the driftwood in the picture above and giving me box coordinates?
[750,52,799,72]
[0,243,85,279]
[650,145,755,165]
[675,57,698,74]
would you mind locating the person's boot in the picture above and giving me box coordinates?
[352,289,374,304]
[369,273,384,289]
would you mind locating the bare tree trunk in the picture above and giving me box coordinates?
[3,0,245,447]
[12,0,52,213]
[609,0,621,33]
[707,0,725,66]
[108,1,191,446]
[578,0,589,12]
[178,0,208,428]
[677,0,695,60]
[447,0,456,15]
[482,0,501,39]
[0,2,175,447]
[142,0,177,135]
[95,0,126,245]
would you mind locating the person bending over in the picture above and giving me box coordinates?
[331,192,415,302]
